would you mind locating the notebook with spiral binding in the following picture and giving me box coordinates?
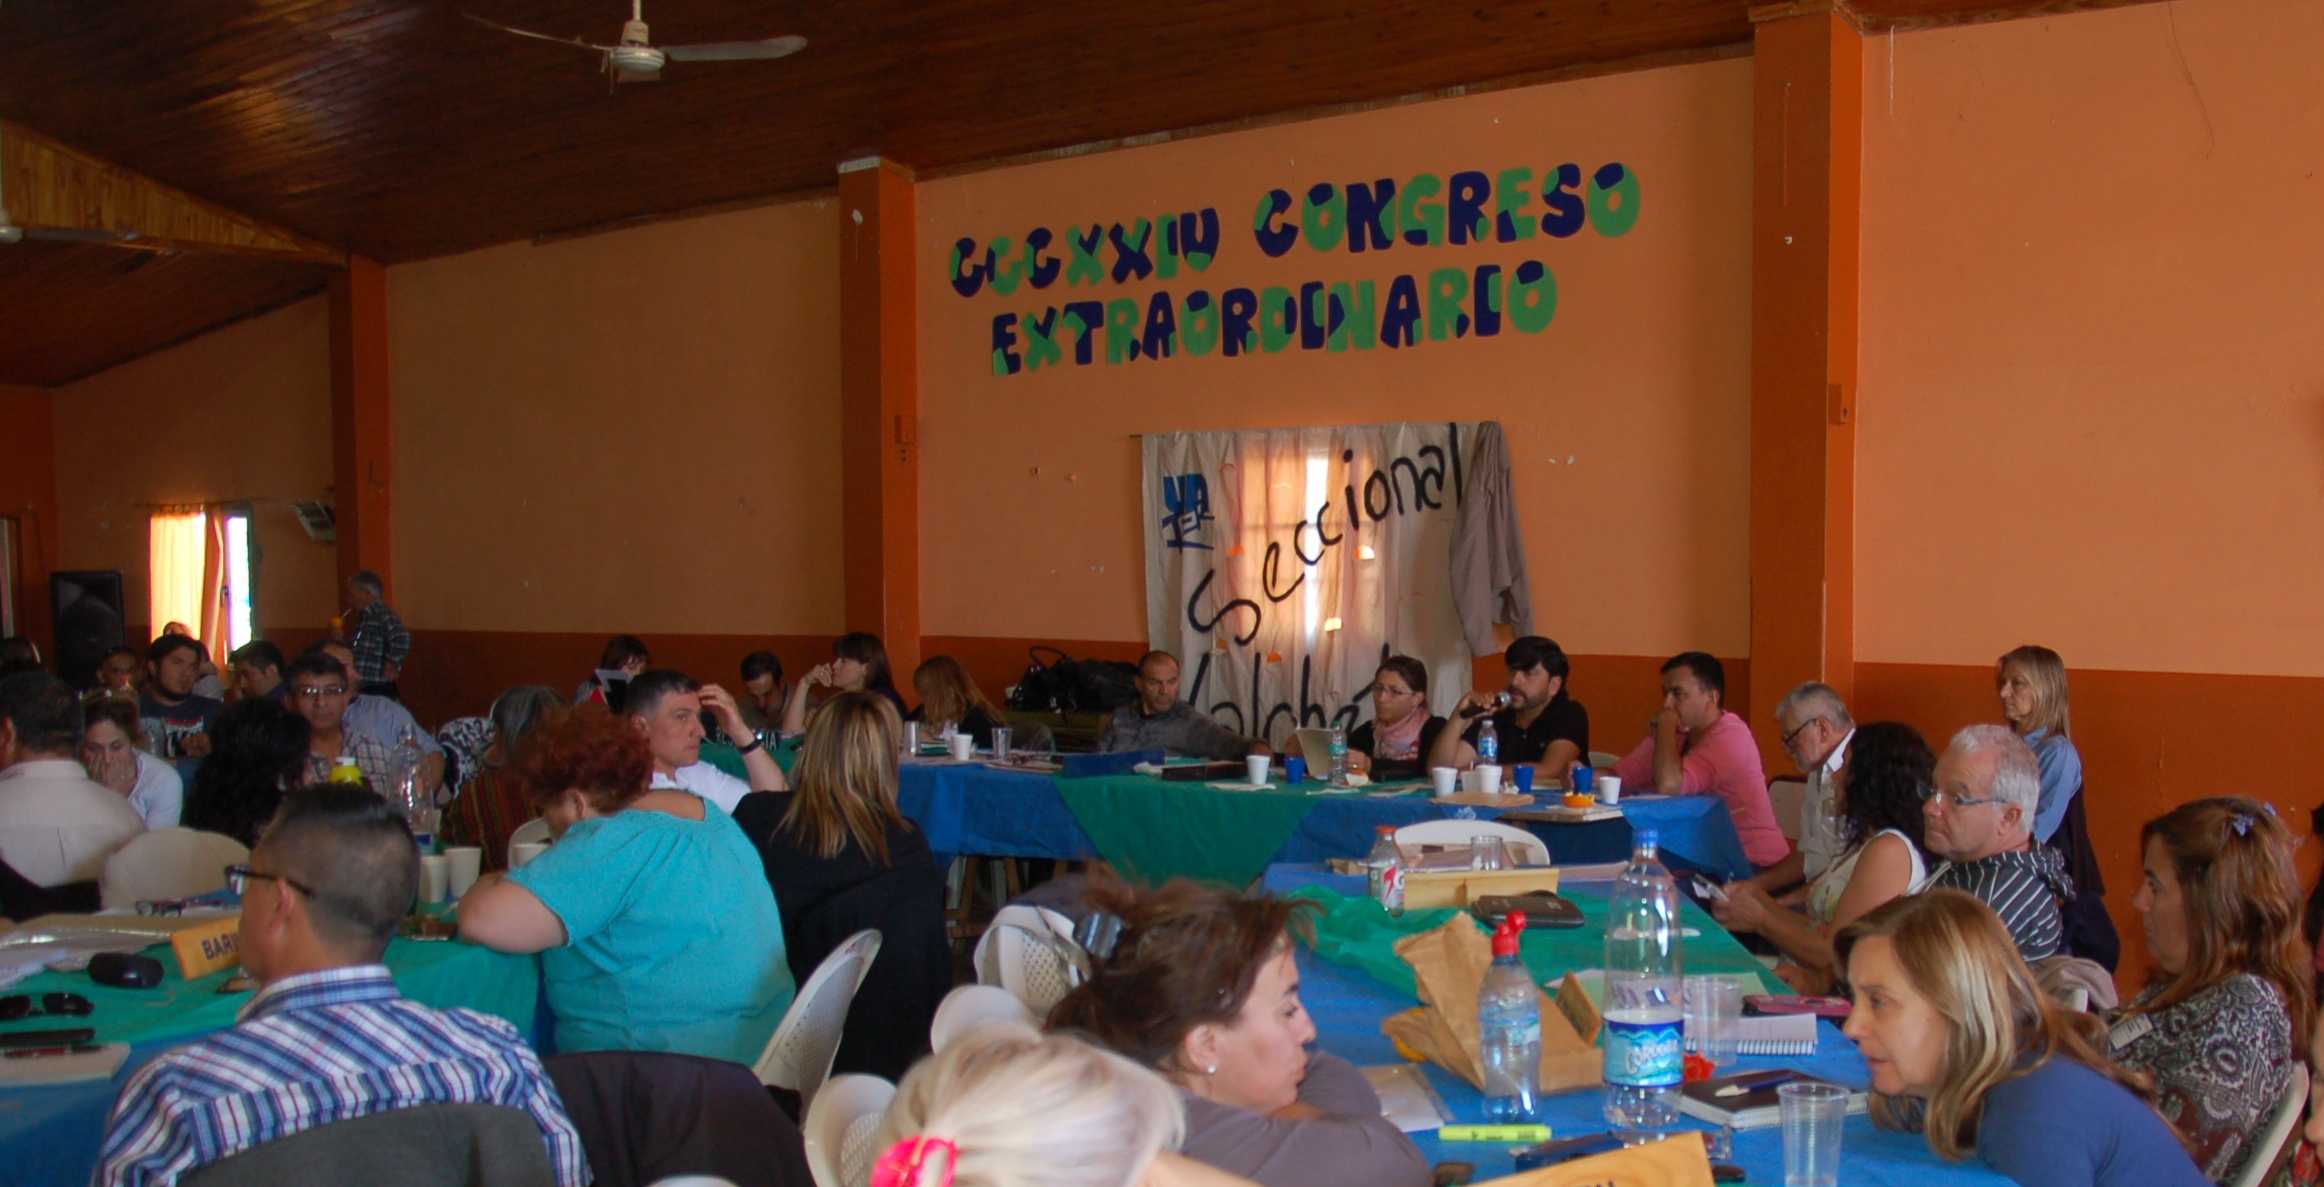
[1687,1012,1820,1056]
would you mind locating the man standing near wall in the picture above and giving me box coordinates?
[339,571,410,702]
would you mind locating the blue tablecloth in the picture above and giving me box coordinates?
[1297,948,2005,1186]
[897,761,1097,861]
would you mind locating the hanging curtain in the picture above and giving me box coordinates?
[196,511,229,664]
[148,508,208,643]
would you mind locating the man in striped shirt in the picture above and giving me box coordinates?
[1922,724,2070,961]
[98,786,586,1187]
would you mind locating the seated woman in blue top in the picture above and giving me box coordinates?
[457,704,795,1064]
[1835,890,2206,1187]
[1998,644,2118,970]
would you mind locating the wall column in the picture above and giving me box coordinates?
[838,157,921,679]
[329,256,392,597]
[1748,2,1861,757]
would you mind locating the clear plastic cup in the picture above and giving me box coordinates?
[1684,975,1742,1067]
[1779,1082,1847,1187]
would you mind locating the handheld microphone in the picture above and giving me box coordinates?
[1460,693,1512,719]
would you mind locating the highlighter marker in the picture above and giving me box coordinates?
[1436,1124,1553,1143]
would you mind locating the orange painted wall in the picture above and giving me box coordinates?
[51,295,340,642]
[915,59,1756,660]
[1856,0,2324,985]
[386,197,844,648]
[0,384,60,651]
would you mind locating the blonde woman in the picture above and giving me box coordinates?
[1997,644,2118,970]
[872,1026,1240,1187]
[1835,890,2204,1187]
[733,690,948,1080]
[909,655,1004,750]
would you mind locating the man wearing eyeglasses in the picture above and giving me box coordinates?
[285,653,394,791]
[1921,724,2071,961]
[1736,683,1857,899]
[97,786,585,1187]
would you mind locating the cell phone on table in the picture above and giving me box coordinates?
[1471,893,1585,929]
[1513,1132,1624,1171]
[0,1027,96,1048]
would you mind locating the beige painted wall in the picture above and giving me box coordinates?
[52,295,338,635]
[387,196,845,636]
[1859,0,2324,676]
[915,58,1757,657]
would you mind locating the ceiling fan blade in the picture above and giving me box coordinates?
[463,13,608,53]
[662,35,806,62]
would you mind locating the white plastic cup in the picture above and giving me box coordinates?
[1246,754,1272,786]
[1475,763,1502,795]
[444,846,483,900]
[511,841,550,869]
[1431,766,1458,797]
[1598,775,1624,804]
[419,854,450,904]
[904,721,920,754]
[949,733,976,761]
[1780,1082,1847,1187]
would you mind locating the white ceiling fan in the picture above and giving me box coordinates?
[466,1,806,84]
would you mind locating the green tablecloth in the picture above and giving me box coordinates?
[1052,773,1319,886]
[1289,885,1772,1002]
[700,738,797,779]
[0,934,541,1048]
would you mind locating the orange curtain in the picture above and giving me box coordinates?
[197,511,228,664]
[148,509,207,642]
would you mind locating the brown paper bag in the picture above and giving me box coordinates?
[1470,1134,1714,1187]
[1385,914,1603,1094]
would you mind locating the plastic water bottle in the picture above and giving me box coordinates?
[1477,716,1500,764]
[389,727,433,851]
[1365,826,1405,917]
[1478,916,1542,1122]
[1329,726,1350,786]
[1604,828,1684,1129]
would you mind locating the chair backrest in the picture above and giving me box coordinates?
[545,1048,810,1187]
[1392,820,1550,866]
[754,929,883,1107]
[2029,954,2119,1012]
[1588,750,1622,771]
[929,984,1037,1054]
[507,818,551,869]
[1767,777,1808,843]
[2230,1062,2310,1187]
[100,827,249,910]
[972,904,1086,1014]
[180,1103,556,1187]
[803,1073,897,1187]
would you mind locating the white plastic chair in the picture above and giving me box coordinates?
[99,828,249,909]
[506,817,551,869]
[753,929,883,1109]
[1768,777,1809,843]
[2230,1062,2309,1187]
[930,984,1038,1053]
[972,904,1086,1015]
[803,1073,896,1187]
[1393,820,1550,866]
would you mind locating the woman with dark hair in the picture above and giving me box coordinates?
[575,635,652,705]
[82,697,182,829]
[1836,891,2204,1187]
[181,698,311,848]
[2110,798,2310,1184]
[1047,880,1427,1187]
[1280,658,1445,783]
[735,690,949,1080]
[1713,721,1936,992]
[908,654,1005,750]
[780,631,906,731]
[457,705,793,1063]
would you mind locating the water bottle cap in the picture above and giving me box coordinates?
[1491,919,1522,956]
[1376,825,1395,835]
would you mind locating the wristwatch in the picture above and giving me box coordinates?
[735,731,765,756]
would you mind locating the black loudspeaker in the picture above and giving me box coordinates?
[50,570,125,689]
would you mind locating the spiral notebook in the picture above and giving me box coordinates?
[1688,1012,1820,1056]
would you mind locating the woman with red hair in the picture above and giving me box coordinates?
[459,705,794,1063]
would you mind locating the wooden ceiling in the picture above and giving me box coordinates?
[2,0,2155,386]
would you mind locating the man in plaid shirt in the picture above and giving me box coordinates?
[97,786,585,1186]
[342,570,410,697]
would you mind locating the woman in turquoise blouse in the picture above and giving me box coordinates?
[458,704,794,1064]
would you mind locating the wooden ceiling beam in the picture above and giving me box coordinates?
[1,121,345,265]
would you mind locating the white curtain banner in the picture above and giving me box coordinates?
[1142,420,1490,746]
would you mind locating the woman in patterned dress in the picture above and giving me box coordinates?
[2110,796,2312,1185]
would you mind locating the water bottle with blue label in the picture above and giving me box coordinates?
[1603,828,1684,1129]
[1329,726,1350,786]
[1477,716,1499,764]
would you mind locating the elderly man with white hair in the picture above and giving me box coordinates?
[1739,681,1857,898]
[1921,724,2071,961]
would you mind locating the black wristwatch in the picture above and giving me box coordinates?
[735,732,765,756]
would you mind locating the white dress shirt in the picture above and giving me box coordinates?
[1798,728,1854,880]
[0,759,147,886]
[648,762,752,814]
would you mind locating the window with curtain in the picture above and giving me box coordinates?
[149,509,208,639]
[152,507,257,656]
